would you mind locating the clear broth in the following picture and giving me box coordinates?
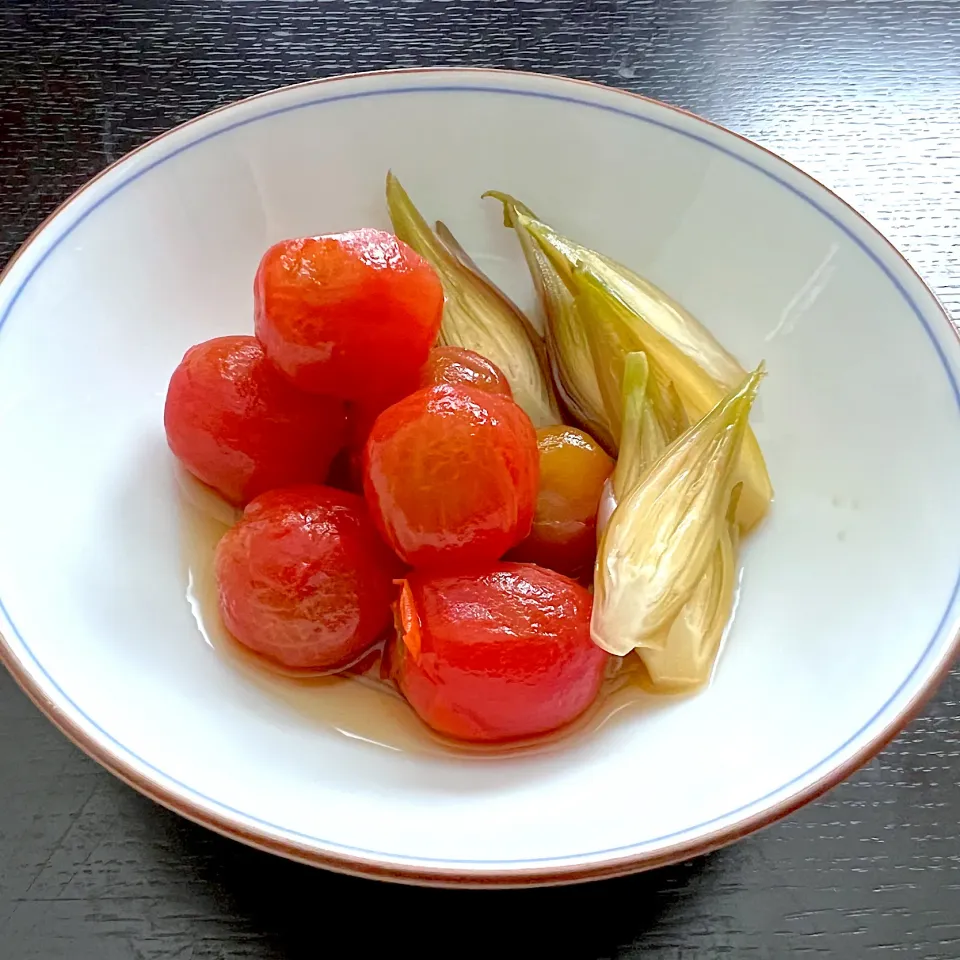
[177,473,678,759]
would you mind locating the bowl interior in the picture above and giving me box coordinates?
[1,70,958,879]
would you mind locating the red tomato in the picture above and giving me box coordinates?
[164,336,346,506]
[254,230,444,403]
[418,346,513,398]
[215,486,400,672]
[363,384,539,569]
[392,563,608,742]
[327,400,384,495]
[510,426,613,579]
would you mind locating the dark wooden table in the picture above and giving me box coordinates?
[2,2,959,957]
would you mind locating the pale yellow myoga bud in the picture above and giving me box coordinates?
[518,213,773,532]
[385,173,560,428]
[591,367,762,657]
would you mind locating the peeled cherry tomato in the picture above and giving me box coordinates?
[392,563,608,742]
[418,346,513,399]
[164,336,346,506]
[510,426,613,579]
[254,230,444,403]
[215,486,400,672]
[363,384,538,569]
[327,400,384,494]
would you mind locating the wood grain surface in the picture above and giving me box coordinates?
[1,1,959,957]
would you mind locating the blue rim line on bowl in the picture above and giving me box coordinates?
[1,74,958,875]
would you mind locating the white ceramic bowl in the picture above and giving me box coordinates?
[1,68,958,886]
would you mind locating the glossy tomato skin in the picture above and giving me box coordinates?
[215,486,400,671]
[164,336,347,506]
[363,384,539,569]
[418,346,513,399]
[254,230,444,403]
[510,426,613,579]
[393,563,608,742]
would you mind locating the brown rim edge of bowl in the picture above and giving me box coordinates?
[1,66,958,888]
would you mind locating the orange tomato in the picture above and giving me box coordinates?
[510,426,613,579]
